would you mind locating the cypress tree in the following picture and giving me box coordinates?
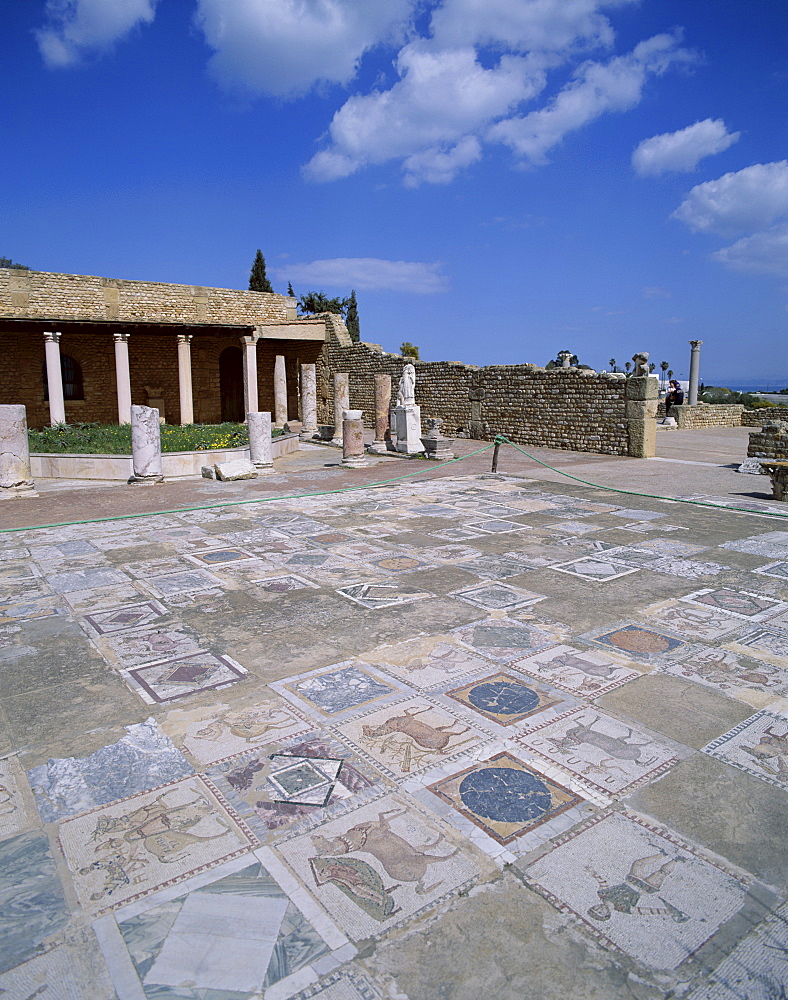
[249,250,273,293]
[287,281,295,298]
[345,289,360,342]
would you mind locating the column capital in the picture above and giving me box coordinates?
[43,331,61,344]
[240,335,257,347]
[689,340,703,348]
[177,333,193,345]
[113,332,130,344]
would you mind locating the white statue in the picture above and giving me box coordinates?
[397,363,416,406]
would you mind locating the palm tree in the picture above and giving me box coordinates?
[625,361,632,375]
[660,360,669,391]
[608,358,617,372]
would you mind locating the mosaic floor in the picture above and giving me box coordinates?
[0,473,786,999]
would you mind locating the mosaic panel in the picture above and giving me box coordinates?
[58,776,257,914]
[516,707,678,795]
[525,811,749,971]
[46,567,130,593]
[185,547,256,566]
[581,623,688,663]
[27,719,194,823]
[275,793,483,941]
[253,574,321,594]
[417,544,483,563]
[143,569,224,598]
[550,557,640,582]
[290,968,385,1000]
[516,644,641,698]
[335,581,433,610]
[661,646,788,697]
[644,557,726,579]
[702,712,788,790]
[450,618,557,662]
[632,539,707,555]
[427,526,485,541]
[363,635,495,690]
[642,602,743,641]
[206,734,387,844]
[445,673,562,726]
[724,627,788,666]
[332,697,486,779]
[466,519,530,534]
[679,588,787,622]
[0,946,85,1000]
[0,756,38,840]
[279,664,398,718]
[721,532,788,557]
[753,561,788,581]
[82,600,168,636]
[454,555,533,580]
[160,697,313,766]
[0,562,39,583]
[0,831,69,973]
[123,652,248,704]
[450,582,546,612]
[368,554,433,574]
[108,855,346,1000]
[100,624,201,667]
[429,752,584,844]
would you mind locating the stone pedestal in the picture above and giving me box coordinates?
[390,404,424,455]
[624,374,658,459]
[332,373,349,445]
[0,405,37,498]
[274,355,287,428]
[342,410,367,468]
[369,374,393,453]
[420,418,455,460]
[128,405,164,484]
[247,411,273,469]
[300,364,318,440]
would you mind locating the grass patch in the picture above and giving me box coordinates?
[28,422,283,454]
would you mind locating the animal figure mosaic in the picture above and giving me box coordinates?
[584,852,689,923]
[310,855,399,922]
[362,707,469,752]
[740,723,788,777]
[311,807,458,895]
[547,715,656,764]
[194,705,297,744]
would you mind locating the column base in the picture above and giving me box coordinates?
[127,474,165,485]
[368,440,396,454]
[341,456,368,469]
[0,483,38,499]
[299,429,318,441]
[253,462,274,471]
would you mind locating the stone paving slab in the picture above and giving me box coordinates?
[0,446,786,998]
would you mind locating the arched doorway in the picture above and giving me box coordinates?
[219,346,244,422]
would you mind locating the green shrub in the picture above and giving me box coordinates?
[28,422,282,454]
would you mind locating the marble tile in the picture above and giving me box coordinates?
[427,526,486,541]
[721,531,788,558]
[453,554,533,581]
[58,776,257,914]
[122,652,248,704]
[81,600,168,637]
[335,581,433,610]
[275,793,486,942]
[550,557,640,582]
[331,697,487,780]
[516,644,641,698]
[524,811,750,971]
[160,697,313,766]
[516,706,678,796]
[631,539,707,555]
[752,560,788,581]
[276,663,399,719]
[362,635,495,690]
[444,672,563,727]
[679,588,788,622]
[184,546,256,567]
[0,831,69,973]
[466,519,531,535]
[606,509,668,521]
[0,597,62,624]
[702,712,788,790]
[450,617,557,663]
[142,569,225,599]
[450,582,546,612]
[27,719,194,823]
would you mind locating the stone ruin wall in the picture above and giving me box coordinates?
[669,403,745,429]
[742,407,788,426]
[316,324,633,456]
[0,269,293,326]
[748,421,788,462]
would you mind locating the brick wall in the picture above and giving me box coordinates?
[0,269,293,326]
[315,323,642,456]
[748,421,788,462]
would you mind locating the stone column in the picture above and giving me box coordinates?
[43,332,65,425]
[624,372,658,458]
[113,333,132,425]
[247,411,273,469]
[332,373,349,445]
[241,336,259,415]
[0,405,37,498]
[342,410,366,468]
[177,334,194,425]
[274,355,288,428]
[688,340,703,406]
[299,364,318,439]
[370,374,392,453]
[128,405,164,484]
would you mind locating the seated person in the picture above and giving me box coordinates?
[664,380,684,419]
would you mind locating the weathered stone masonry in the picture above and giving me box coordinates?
[315,319,656,457]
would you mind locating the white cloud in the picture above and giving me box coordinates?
[633,119,740,176]
[36,0,158,67]
[488,33,697,166]
[272,258,449,293]
[672,161,788,236]
[642,286,672,298]
[711,224,788,277]
[195,0,414,98]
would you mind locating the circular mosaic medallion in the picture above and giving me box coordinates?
[605,627,672,653]
[467,679,539,717]
[459,766,552,823]
[375,557,421,571]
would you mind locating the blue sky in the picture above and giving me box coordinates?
[3,1,787,385]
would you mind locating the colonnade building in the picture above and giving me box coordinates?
[0,268,331,427]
